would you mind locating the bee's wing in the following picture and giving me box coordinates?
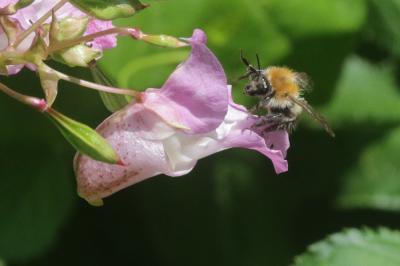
[295,72,313,92]
[288,95,335,137]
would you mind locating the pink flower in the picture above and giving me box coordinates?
[74,29,289,206]
[0,0,116,75]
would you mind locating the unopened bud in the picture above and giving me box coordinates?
[45,108,121,165]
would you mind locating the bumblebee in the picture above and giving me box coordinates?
[240,51,335,137]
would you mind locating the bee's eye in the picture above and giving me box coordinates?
[254,77,269,93]
[256,83,266,91]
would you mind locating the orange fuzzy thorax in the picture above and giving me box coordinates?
[265,67,300,99]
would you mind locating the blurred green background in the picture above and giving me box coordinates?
[1,0,400,265]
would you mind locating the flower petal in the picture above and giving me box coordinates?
[74,102,175,205]
[11,1,85,30]
[85,19,116,50]
[143,29,228,134]
[162,103,289,176]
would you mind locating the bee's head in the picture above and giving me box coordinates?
[240,51,272,96]
[244,73,272,96]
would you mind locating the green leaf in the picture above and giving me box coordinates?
[293,228,400,266]
[46,108,120,164]
[322,56,400,125]
[0,143,74,262]
[70,0,148,20]
[337,126,400,211]
[91,66,131,112]
[0,258,5,266]
[365,0,400,56]
[266,0,367,38]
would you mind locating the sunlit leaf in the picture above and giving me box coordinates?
[46,108,120,164]
[293,228,400,266]
[70,0,148,20]
[266,0,367,38]
[337,126,400,211]
[322,56,400,125]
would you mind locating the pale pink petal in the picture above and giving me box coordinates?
[260,130,290,158]
[85,19,117,50]
[5,64,23,75]
[11,1,85,29]
[74,102,174,205]
[143,29,228,134]
[0,0,14,8]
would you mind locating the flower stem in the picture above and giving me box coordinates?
[0,82,47,111]
[53,69,141,99]
[11,0,70,49]
[48,27,136,54]
[48,27,188,54]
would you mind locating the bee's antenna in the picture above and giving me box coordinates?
[256,53,261,71]
[240,49,258,74]
[240,49,250,67]
[238,72,251,80]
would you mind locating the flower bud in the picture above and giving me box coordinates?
[46,108,122,165]
[50,15,89,43]
[70,0,148,20]
[129,28,189,48]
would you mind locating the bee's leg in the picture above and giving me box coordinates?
[249,94,273,114]
[249,102,261,114]
[252,113,283,128]
[263,115,297,133]
[276,119,298,133]
[250,114,298,135]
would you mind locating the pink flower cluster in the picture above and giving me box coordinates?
[0,0,116,75]
[74,30,289,205]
